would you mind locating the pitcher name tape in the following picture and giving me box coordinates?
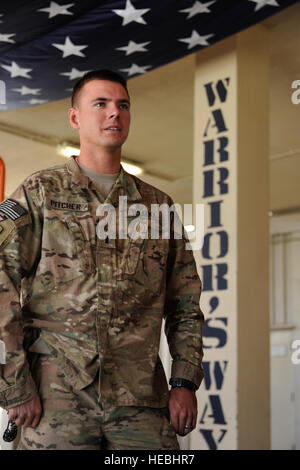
[0,199,28,221]
[46,197,88,212]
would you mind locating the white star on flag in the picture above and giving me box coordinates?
[116,40,150,56]
[52,36,88,58]
[26,99,48,105]
[112,0,150,26]
[1,61,32,78]
[61,67,91,80]
[12,86,41,96]
[248,0,279,11]
[179,1,216,19]
[38,1,74,18]
[120,63,151,77]
[178,30,214,49]
[0,33,15,44]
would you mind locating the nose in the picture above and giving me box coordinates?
[108,103,120,119]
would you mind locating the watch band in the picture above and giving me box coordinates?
[169,378,197,392]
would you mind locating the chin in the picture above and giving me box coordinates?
[101,143,123,152]
[104,138,126,148]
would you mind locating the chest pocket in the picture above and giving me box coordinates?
[115,237,145,280]
[139,238,169,294]
[114,210,169,294]
[32,211,95,293]
[115,236,169,297]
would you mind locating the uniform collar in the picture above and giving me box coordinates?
[66,155,142,204]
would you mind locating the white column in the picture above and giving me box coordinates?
[191,25,270,450]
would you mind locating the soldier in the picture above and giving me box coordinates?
[0,70,204,450]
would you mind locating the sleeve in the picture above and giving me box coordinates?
[163,200,205,390]
[0,182,42,409]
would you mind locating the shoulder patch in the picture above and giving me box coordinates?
[0,217,15,246]
[0,198,28,221]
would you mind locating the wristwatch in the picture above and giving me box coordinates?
[169,378,197,392]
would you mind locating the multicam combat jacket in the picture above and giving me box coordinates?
[0,156,204,409]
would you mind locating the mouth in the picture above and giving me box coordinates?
[104,126,121,132]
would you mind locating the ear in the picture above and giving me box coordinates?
[68,107,80,130]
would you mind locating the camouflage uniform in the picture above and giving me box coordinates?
[17,353,179,450]
[0,156,204,449]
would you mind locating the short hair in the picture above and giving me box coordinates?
[71,69,129,107]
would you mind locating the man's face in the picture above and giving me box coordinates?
[69,79,131,152]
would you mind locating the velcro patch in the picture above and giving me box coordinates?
[46,197,88,212]
[0,198,27,221]
[0,217,15,245]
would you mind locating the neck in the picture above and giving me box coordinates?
[77,144,121,174]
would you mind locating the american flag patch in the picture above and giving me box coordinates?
[0,199,27,221]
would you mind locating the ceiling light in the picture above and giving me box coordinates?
[184,225,195,232]
[57,142,80,158]
[121,161,143,175]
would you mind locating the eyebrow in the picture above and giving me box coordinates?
[91,97,130,105]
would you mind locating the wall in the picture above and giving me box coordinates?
[270,213,300,449]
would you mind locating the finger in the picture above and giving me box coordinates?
[169,408,179,434]
[178,411,188,436]
[23,413,35,428]
[31,412,42,428]
[8,410,17,422]
[15,413,25,427]
[183,415,193,435]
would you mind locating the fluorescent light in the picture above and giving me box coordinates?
[184,225,195,232]
[56,142,143,175]
[121,161,143,175]
[57,142,80,158]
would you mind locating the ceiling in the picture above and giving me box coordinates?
[0,3,300,210]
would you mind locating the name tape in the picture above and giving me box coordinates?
[47,198,88,212]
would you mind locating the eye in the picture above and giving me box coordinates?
[120,103,129,110]
[95,102,105,108]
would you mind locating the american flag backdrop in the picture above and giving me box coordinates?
[0,0,299,111]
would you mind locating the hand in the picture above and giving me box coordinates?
[8,394,42,428]
[168,387,197,436]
